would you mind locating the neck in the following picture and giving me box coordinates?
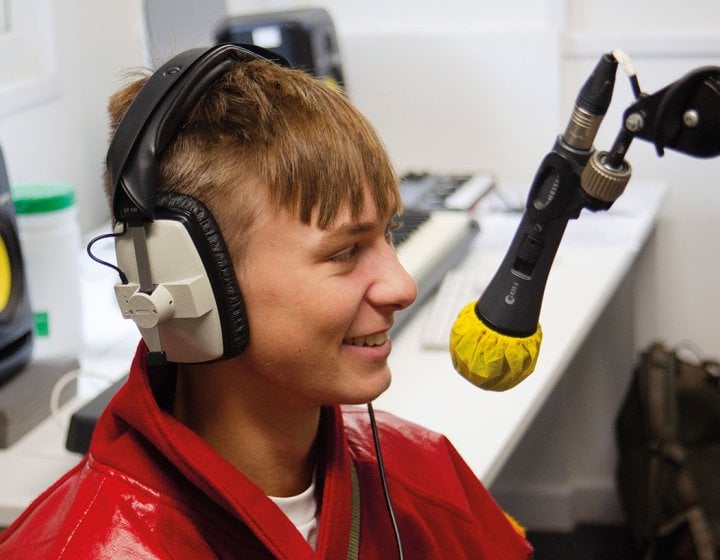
[173,363,322,497]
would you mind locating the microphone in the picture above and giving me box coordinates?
[450,53,629,391]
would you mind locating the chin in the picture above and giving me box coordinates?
[345,372,392,405]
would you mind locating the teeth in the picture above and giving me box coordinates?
[345,332,389,347]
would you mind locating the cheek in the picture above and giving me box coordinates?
[238,257,370,342]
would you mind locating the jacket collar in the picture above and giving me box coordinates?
[92,341,356,558]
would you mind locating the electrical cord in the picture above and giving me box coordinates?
[49,368,119,431]
[49,367,83,429]
[86,223,128,283]
[612,48,642,99]
[367,402,405,560]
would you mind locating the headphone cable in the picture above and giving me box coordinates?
[86,224,128,283]
[366,402,405,560]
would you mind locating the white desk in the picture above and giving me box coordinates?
[0,181,665,528]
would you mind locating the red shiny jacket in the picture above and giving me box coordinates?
[0,343,533,559]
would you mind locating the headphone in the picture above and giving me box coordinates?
[104,43,290,365]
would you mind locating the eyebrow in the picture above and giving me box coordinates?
[321,221,380,243]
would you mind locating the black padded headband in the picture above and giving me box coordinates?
[107,43,290,224]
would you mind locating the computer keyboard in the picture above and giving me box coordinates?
[419,268,489,350]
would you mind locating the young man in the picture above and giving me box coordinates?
[0,46,533,558]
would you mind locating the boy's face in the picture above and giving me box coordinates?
[233,185,417,408]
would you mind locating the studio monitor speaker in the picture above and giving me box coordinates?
[215,8,345,89]
[0,146,33,381]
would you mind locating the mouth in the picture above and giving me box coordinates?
[343,331,389,347]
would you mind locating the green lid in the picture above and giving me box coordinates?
[10,182,76,214]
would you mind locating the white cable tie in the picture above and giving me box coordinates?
[612,48,637,78]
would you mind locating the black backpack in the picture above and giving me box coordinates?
[616,342,720,559]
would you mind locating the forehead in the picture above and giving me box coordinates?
[314,182,395,230]
[263,177,398,228]
[251,183,386,240]
[223,178,399,267]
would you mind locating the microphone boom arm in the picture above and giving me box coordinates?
[608,66,720,165]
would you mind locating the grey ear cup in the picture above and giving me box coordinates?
[113,194,249,363]
[158,193,250,357]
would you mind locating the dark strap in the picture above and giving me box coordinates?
[643,344,717,560]
[347,461,361,560]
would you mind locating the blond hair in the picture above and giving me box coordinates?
[105,58,401,258]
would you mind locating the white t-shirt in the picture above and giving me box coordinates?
[268,478,319,550]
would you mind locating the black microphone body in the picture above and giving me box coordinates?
[476,53,619,338]
[477,146,588,337]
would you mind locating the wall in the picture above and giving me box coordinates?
[0,0,147,232]
[228,0,561,184]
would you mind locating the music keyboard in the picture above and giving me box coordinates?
[392,208,479,334]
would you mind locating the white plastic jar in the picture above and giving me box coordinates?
[11,182,83,360]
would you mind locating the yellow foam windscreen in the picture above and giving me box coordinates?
[450,301,543,391]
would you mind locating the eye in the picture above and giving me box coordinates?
[330,244,360,263]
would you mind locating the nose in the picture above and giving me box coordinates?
[368,243,418,311]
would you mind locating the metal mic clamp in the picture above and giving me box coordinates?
[581,150,632,204]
